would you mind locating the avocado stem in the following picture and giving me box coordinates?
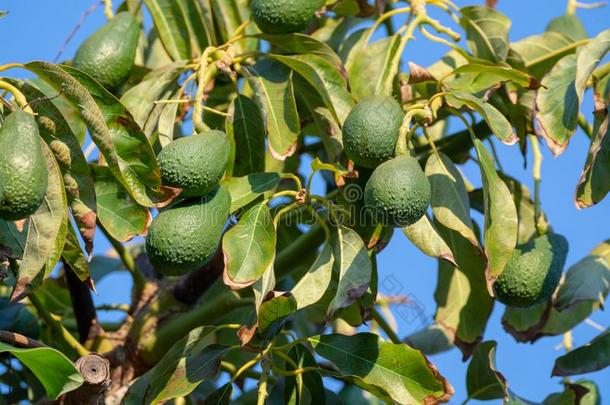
[102,0,114,19]
[528,134,546,235]
[0,80,34,114]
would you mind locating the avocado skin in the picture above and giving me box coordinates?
[343,95,404,169]
[0,111,48,220]
[158,130,230,197]
[494,233,569,308]
[146,186,231,276]
[364,155,430,228]
[73,11,139,89]
[251,0,324,34]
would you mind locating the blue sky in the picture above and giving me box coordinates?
[1,0,609,403]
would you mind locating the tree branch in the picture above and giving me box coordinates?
[64,262,101,344]
[0,330,46,349]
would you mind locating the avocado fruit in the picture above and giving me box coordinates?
[158,130,230,197]
[0,111,48,220]
[72,11,139,90]
[251,0,324,34]
[493,233,568,308]
[343,95,404,169]
[146,186,231,276]
[364,155,430,228]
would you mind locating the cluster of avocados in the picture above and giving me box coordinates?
[0,111,48,221]
[145,131,232,276]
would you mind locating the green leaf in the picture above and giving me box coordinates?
[204,382,233,405]
[446,92,517,144]
[223,203,276,289]
[459,6,511,62]
[535,54,578,156]
[226,95,266,177]
[0,219,25,259]
[25,62,167,207]
[555,239,610,311]
[157,88,182,147]
[292,242,335,310]
[512,31,583,80]
[12,143,68,302]
[546,15,588,41]
[261,33,344,67]
[283,344,325,404]
[209,0,256,54]
[309,333,453,404]
[445,64,538,93]
[348,33,403,100]
[552,328,610,376]
[92,165,150,242]
[575,104,610,207]
[404,324,454,356]
[472,138,518,286]
[575,29,610,102]
[10,79,96,253]
[253,262,276,313]
[61,221,90,283]
[426,152,480,249]
[466,341,507,401]
[120,62,185,135]
[403,215,456,265]
[434,222,493,358]
[327,226,372,318]
[257,292,297,339]
[244,59,300,160]
[143,0,214,60]
[222,172,281,213]
[0,342,83,400]
[125,326,228,403]
[543,380,600,405]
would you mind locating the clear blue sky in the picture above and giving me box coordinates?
[1,1,608,403]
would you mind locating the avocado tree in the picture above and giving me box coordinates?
[0,0,609,403]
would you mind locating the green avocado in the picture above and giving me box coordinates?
[251,0,324,34]
[364,155,430,228]
[343,95,404,169]
[0,111,48,220]
[146,186,231,276]
[73,11,139,90]
[158,130,230,197]
[493,233,568,308]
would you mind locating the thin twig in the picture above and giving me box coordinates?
[0,331,47,349]
[54,1,100,63]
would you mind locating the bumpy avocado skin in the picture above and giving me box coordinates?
[0,111,48,220]
[343,95,404,169]
[73,11,139,89]
[364,155,430,228]
[146,186,231,276]
[494,233,569,308]
[251,0,324,34]
[158,130,230,197]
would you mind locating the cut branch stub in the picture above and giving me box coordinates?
[63,353,111,405]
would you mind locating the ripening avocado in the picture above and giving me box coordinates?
[72,11,139,89]
[364,155,430,228]
[493,233,568,308]
[158,130,230,197]
[343,95,404,169]
[251,0,325,34]
[145,186,231,276]
[0,111,48,221]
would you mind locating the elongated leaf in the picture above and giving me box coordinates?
[61,221,90,282]
[257,292,297,339]
[546,14,588,41]
[92,165,150,242]
[223,203,276,289]
[25,62,167,207]
[472,138,518,286]
[244,59,300,160]
[260,33,343,67]
[403,215,456,265]
[536,54,578,156]
[404,324,454,356]
[327,226,372,318]
[124,326,227,403]
[209,0,255,54]
[253,263,276,313]
[552,328,610,376]
[11,79,96,253]
[292,242,335,310]
[226,95,266,177]
[12,143,67,301]
[575,29,610,102]
[446,93,516,144]
[0,342,83,400]
[283,344,326,404]
[0,219,26,258]
[205,382,233,405]
[310,333,453,404]
[575,93,610,207]
[466,341,507,401]
[555,239,610,311]
[426,152,480,249]
[434,222,493,358]
[271,53,354,124]
[158,88,181,147]
[348,33,403,100]
[446,64,538,93]
[460,6,511,62]
[222,172,281,213]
